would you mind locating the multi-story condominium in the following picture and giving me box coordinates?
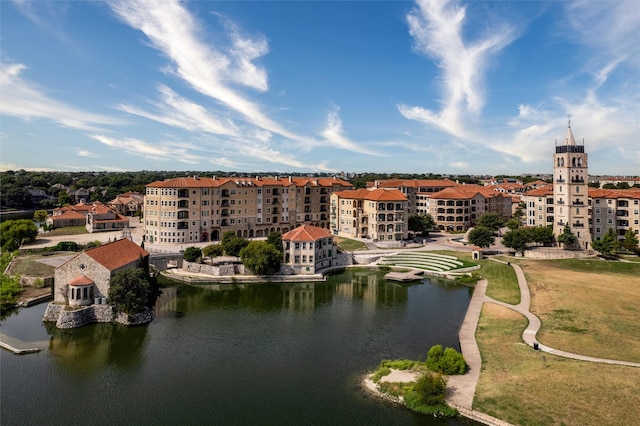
[367,179,459,214]
[143,176,352,244]
[521,185,554,227]
[553,121,591,250]
[282,224,337,274]
[422,186,513,232]
[330,189,408,242]
[590,189,640,241]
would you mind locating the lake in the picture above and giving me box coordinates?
[1,269,479,425]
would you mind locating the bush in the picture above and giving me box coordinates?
[33,278,45,289]
[426,344,467,375]
[54,241,80,252]
[182,247,202,262]
[372,367,391,383]
[202,244,224,258]
[85,240,102,249]
[108,267,152,314]
[412,372,446,406]
[380,359,416,370]
[0,273,22,307]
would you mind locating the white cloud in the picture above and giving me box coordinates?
[320,108,380,156]
[118,85,239,136]
[0,62,121,131]
[399,0,516,137]
[77,149,98,158]
[108,0,302,141]
[91,134,202,164]
[449,161,469,170]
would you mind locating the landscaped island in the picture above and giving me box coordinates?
[364,345,467,418]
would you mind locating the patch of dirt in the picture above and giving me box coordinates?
[18,287,51,303]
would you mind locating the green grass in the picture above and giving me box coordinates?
[544,257,640,275]
[45,226,88,236]
[334,236,367,251]
[477,258,520,305]
[8,257,55,277]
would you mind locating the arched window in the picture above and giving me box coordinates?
[572,157,576,167]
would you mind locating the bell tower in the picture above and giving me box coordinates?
[553,118,591,250]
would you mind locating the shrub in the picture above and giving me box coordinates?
[0,273,21,307]
[411,372,446,406]
[426,345,467,375]
[381,359,416,370]
[182,247,202,262]
[202,244,224,258]
[54,241,80,252]
[85,240,102,249]
[372,366,391,383]
[33,278,45,289]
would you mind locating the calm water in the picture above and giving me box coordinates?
[1,269,478,426]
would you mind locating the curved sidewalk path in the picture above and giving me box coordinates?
[446,259,640,425]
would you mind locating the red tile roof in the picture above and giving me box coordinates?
[50,211,86,221]
[334,188,408,201]
[69,275,94,286]
[84,238,149,271]
[523,186,554,197]
[282,224,332,242]
[588,188,640,199]
[146,176,352,189]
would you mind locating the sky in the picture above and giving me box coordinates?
[1,0,639,176]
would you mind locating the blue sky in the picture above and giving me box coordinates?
[1,0,638,175]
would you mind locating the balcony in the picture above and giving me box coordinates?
[572,201,584,206]
[221,190,229,198]
[177,222,189,230]
[617,220,629,227]
[557,200,565,205]
[221,209,229,217]
[304,197,311,204]
[617,201,629,207]
[221,219,228,226]
[177,212,189,219]
[320,196,327,203]
[178,200,189,208]
[571,178,584,183]
[178,189,189,198]
[616,210,629,217]
[555,179,565,183]
[304,215,311,221]
[272,189,279,195]
[572,222,585,228]
[557,221,565,226]
[221,200,229,207]
[320,214,327,221]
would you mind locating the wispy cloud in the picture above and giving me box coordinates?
[398,0,516,137]
[91,134,202,164]
[77,149,99,158]
[0,62,121,131]
[108,0,301,141]
[11,0,74,45]
[118,85,239,136]
[320,108,380,156]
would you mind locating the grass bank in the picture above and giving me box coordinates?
[334,236,367,251]
[511,257,640,362]
[474,303,640,426]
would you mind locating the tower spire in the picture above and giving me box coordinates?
[564,115,576,146]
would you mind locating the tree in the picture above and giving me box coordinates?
[505,218,521,230]
[530,226,555,246]
[267,231,284,257]
[412,373,446,406]
[182,247,202,262]
[33,210,48,225]
[202,244,224,258]
[591,228,619,257]
[425,344,466,375]
[557,225,578,248]
[621,228,639,254]
[409,214,436,236]
[467,226,495,248]
[239,241,282,275]
[502,228,531,255]
[1,272,21,308]
[475,213,505,232]
[108,268,152,314]
[0,219,39,252]
[221,231,249,256]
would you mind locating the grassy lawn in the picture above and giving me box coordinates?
[334,236,368,251]
[426,251,520,304]
[44,226,88,236]
[510,258,640,362]
[7,256,56,277]
[474,303,640,426]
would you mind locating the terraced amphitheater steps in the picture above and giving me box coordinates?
[378,251,465,273]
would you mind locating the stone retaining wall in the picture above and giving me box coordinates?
[42,303,153,328]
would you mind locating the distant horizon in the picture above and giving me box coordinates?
[1,1,638,174]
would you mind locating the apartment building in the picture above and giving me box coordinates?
[367,179,458,214]
[282,224,336,274]
[143,176,352,244]
[330,189,408,242]
[590,189,640,241]
[421,186,513,232]
[521,185,554,227]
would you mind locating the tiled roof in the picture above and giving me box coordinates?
[334,188,408,201]
[69,275,94,286]
[368,178,458,189]
[146,176,352,189]
[50,211,86,221]
[588,188,640,199]
[83,238,149,271]
[523,187,554,197]
[282,224,332,242]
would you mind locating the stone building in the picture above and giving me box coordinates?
[52,238,149,306]
[282,224,336,274]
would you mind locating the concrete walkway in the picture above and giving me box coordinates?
[449,258,640,414]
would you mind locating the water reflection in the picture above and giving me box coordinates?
[160,269,416,316]
[45,322,149,376]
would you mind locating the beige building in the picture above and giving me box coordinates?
[589,189,640,242]
[330,188,408,242]
[420,185,513,232]
[367,179,458,214]
[521,185,554,227]
[282,224,336,274]
[143,176,352,244]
